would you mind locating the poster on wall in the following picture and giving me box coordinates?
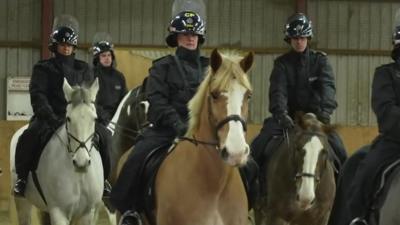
[6,77,33,121]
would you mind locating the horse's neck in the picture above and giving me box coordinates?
[109,90,132,128]
[194,99,219,143]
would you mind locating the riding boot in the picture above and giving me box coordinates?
[14,178,27,197]
[239,157,259,210]
[119,210,142,225]
[14,127,38,197]
[95,123,112,197]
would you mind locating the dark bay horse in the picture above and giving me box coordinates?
[150,49,254,225]
[255,113,336,225]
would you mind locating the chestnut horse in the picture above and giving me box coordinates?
[151,49,254,225]
[255,113,336,225]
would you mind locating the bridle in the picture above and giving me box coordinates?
[180,92,248,149]
[65,101,96,155]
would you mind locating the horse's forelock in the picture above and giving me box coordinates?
[186,53,252,136]
[69,86,92,107]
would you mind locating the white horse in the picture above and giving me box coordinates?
[10,78,103,225]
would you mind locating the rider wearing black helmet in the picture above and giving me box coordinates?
[110,10,209,225]
[250,13,347,192]
[91,34,127,125]
[14,15,111,198]
[346,24,400,225]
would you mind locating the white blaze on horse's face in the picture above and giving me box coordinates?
[219,80,250,166]
[297,135,323,209]
[63,78,98,171]
[67,103,97,170]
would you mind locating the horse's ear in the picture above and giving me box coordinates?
[63,78,73,102]
[240,52,254,73]
[210,48,222,73]
[88,78,99,101]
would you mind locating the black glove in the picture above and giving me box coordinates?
[274,113,294,129]
[317,111,331,124]
[172,120,188,136]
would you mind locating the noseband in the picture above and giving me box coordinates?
[215,114,247,132]
[65,121,95,154]
[64,101,96,154]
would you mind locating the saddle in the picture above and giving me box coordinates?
[367,159,400,224]
[137,143,174,225]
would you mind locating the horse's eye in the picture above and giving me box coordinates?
[247,93,252,100]
[211,91,220,99]
[66,117,71,122]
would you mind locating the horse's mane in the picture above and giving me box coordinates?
[296,112,336,134]
[69,85,92,107]
[186,52,252,137]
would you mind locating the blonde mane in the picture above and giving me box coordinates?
[186,52,252,137]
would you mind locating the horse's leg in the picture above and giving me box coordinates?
[265,213,287,225]
[76,209,97,225]
[14,197,32,225]
[37,210,51,225]
[93,202,117,225]
[49,208,70,225]
[254,198,268,225]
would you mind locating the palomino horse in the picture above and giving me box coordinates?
[10,78,103,225]
[255,113,336,225]
[151,49,254,225]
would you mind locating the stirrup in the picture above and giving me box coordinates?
[349,217,368,225]
[119,210,143,225]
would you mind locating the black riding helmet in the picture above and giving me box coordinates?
[391,26,400,61]
[92,41,116,66]
[165,11,205,47]
[284,13,313,43]
[48,26,78,52]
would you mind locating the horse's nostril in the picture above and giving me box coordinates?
[72,160,77,166]
[88,160,91,165]
[220,148,229,159]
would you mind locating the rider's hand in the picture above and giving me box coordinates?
[316,111,331,124]
[274,113,294,129]
[173,120,188,136]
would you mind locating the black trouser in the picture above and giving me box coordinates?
[15,119,51,179]
[239,157,259,210]
[95,122,112,180]
[110,129,174,214]
[328,145,369,225]
[348,137,400,221]
[250,118,282,167]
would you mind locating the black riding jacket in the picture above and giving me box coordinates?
[269,47,337,117]
[30,53,93,121]
[94,65,127,125]
[146,47,209,130]
[372,60,400,141]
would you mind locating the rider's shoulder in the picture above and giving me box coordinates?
[74,59,90,69]
[200,56,209,66]
[152,55,174,66]
[311,49,328,57]
[375,62,397,73]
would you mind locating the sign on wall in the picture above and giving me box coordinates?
[6,77,32,121]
